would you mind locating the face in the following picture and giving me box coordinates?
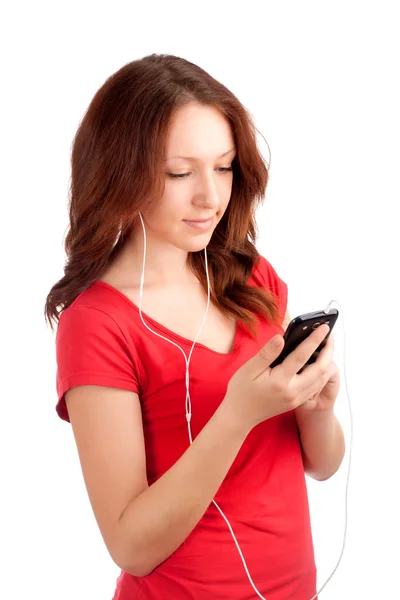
[138,102,236,253]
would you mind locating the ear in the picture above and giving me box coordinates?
[282,308,291,332]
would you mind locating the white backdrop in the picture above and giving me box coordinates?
[1,1,399,598]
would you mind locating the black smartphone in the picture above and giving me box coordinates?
[269,308,339,374]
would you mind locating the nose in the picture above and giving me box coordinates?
[193,174,221,212]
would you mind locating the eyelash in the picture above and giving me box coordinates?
[167,167,233,180]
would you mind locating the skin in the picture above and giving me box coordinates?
[113,102,236,286]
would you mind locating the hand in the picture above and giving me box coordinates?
[223,323,339,433]
[294,332,340,416]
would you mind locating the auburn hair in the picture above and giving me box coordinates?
[44,53,281,339]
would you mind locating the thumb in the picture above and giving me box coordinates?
[261,334,285,363]
[245,334,285,376]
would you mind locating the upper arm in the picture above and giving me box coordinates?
[282,308,291,332]
[256,255,289,331]
[65,385,149,571]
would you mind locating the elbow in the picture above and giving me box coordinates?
[115,553,150,578]
[312,471,333,482]
[106,535,145,577]
[115,543,154,578]
[308,463,342,482]
[114,546,152,577]
[111,514,153,577]
[120,562,150,578]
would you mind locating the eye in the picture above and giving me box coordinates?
[167,167,233,180]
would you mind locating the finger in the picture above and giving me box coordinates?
[288,327,334,397]
[327,360,340,379]
[295,346,337,399]
[315,332,334,367]
[280,323,330,380]
[324,331,334,350]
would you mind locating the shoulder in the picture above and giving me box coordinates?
[55,296,143,422]
[254,253,289,325]
[58,282,131,334]
[254,254,286,292]
[56,291,136,371]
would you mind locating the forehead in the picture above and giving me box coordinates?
[164,148,236,162]
[164,103,235,161]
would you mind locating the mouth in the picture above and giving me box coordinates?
[183,216,215,231]
[183,217,215,223]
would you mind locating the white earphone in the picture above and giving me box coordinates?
[134,211,352,600]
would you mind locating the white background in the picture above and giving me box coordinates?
[1,1,399,598]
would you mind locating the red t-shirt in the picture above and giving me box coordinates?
[55,254,317,600]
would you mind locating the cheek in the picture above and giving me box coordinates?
[148,191,185,224]
[159,178,233,217]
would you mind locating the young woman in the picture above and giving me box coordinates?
[45,53,344,600]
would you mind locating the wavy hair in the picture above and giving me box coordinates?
[44,53,281,339]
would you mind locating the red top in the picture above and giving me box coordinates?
[55,255,317,600]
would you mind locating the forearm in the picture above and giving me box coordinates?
[295,408,345,481]
[118,400,250,577]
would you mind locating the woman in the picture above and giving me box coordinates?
[45,53,344,599]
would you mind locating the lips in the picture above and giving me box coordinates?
[183,217,214,231]
[184,217,214,223]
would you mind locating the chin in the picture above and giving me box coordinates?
[184,240,210,251]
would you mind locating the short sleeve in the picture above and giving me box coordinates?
[257,254,288,325]
[55,304,140,422]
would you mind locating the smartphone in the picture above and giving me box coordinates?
[269,308,339,374]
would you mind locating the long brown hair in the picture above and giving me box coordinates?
[44,53,281,338]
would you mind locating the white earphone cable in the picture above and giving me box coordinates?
[136,213,352,599]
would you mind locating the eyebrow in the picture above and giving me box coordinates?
[164,148,237,161]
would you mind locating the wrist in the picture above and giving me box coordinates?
[295,405,335,424]
[217,398,252,441]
